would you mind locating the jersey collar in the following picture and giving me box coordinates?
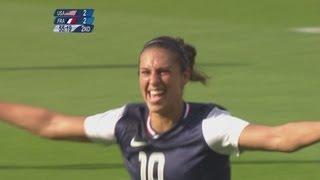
[147,102,190,139]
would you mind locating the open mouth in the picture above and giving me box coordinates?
[148,89,166,104]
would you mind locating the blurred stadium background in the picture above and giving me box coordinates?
[0,0,319,179]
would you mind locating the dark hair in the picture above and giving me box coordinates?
[141,36,209,85]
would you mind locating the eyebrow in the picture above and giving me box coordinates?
[139,66,171,70]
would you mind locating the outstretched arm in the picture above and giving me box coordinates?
[239,122,320,152]
[0,102,87,141]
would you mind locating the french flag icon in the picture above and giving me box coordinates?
[67,17,77,24]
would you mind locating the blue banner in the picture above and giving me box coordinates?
[53,25,94,33]
[54,17,94,25]
[53,9,94,17]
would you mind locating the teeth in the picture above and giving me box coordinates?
[149,89,164,95]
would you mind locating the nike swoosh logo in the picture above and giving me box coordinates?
[130,137,147,148]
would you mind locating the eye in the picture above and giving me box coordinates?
[159,69,170,76]
[140,69,150,76]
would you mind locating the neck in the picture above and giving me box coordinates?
[149,101,184,134]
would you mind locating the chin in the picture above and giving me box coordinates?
[147,102,167,114]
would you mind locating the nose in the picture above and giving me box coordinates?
[150,71,161,86]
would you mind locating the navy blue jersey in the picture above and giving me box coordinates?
[84,102,249,180]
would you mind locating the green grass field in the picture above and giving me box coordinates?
[0,0,320,179]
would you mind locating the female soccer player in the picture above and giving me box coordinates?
[0,36,320,180]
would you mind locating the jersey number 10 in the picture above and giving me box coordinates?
[139,152,165,180]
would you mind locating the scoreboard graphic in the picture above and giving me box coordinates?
[53,9,94,33]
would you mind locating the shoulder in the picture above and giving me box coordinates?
[198,103,249,155]
[201,104,248,134]
[123,103,148,116]
[114,103,148,139]
[83,103,148,143]
[83,105,127,143]
[187,102,227,119]
[89,103,147,119]
[85,105,127,123]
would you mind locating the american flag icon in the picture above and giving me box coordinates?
[64,10,77,16]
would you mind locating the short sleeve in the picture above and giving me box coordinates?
[202,107,249,156]
[84,106,126,143]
